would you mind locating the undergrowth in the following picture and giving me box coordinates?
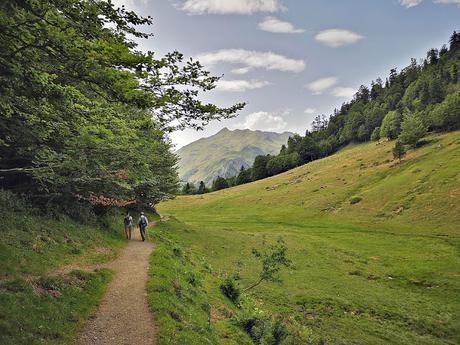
[0,190,126,344]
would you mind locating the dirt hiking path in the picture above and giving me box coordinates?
[76,229,156,345]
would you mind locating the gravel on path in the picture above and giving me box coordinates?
[76,229,156,345]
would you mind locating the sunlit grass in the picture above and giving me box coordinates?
[156,131,460,344]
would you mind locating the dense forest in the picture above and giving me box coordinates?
[184,32,460,194]
[0,0,244,216]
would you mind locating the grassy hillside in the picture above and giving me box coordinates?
[0,191,126,345]
[154,131,460,345]
[177,128,293,184]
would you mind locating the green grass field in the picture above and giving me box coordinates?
[154,131,460,345]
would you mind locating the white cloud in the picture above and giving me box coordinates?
[400,0,460,6]
[110,0,147,9]
[258,16,304,33]
[216,79,270,92]
[232,67,253,75]
[315,29,364,48]
[196,49,305,74]
[179,0,283,15]
[434,0,460,4]
[304,108,316,114]
[331,87,356,98]
[306,77,338,95]
[233,111,288,132]
[399,0,423,7]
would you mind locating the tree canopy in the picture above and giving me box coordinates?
[0,0,244,212]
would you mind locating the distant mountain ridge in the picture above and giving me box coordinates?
[176,128,293,185]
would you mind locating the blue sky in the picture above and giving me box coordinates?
[113,0,460,148]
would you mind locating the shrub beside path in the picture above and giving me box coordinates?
[76,229,156,345]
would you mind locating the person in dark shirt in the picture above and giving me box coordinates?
[138,212,149,242]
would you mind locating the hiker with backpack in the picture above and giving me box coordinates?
[138,212,149,242]
[124,211,133,240]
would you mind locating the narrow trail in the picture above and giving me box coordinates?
[76,229,157,345]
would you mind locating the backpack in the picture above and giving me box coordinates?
[124,215,131,226]
[139,216,147,227]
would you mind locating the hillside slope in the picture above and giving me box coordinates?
[0,192,126,345]
[156,131,460,345]
[176,128,293,184]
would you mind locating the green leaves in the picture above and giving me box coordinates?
[398,111,427,148]
[0,0,244,211]
[245,238,292,292]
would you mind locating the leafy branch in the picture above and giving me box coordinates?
[244,238,292,292]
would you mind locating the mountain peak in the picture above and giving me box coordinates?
[177,129,293,185]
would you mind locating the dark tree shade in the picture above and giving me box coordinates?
[212,176,229,191]
[252,155,271,181]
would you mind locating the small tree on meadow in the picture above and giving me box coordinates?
[244,238,292,292]
[393,141,406,163]
[398,112,427,148]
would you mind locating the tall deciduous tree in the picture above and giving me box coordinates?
[380,111,400,140]
[236,166,251,185]
[0,0,244,211]
[252,155,270,181]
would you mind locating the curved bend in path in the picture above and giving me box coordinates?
[76,230,156,345]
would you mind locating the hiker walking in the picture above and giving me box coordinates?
[138,212,149,242]
[124,211,133,240]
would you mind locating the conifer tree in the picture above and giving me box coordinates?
[182,183,191,195]
[197,181,207,194]
[453,64,458,84]
[212,176,229,191]
[399,112,427,148]
[393,141,406,163]
[427,49,439,65]
[449,31,460,50]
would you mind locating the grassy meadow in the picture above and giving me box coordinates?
[153,131,460,345]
